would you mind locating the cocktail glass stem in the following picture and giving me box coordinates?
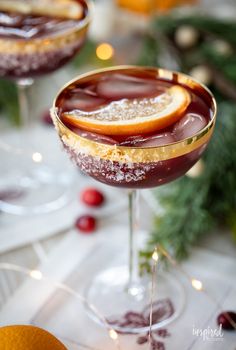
[0,77,73,215]
[17,78,34,128]
[127,189,143,297]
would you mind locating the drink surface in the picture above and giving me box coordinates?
[54,67,215,189]
[0,1,87,40]
[58,68,212,147]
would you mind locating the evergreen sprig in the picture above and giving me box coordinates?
[148,101,236,260]
[0,79,19,125]
[152,15,236,45]
[138,14,236,261]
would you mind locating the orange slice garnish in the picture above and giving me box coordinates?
[62,85,190,136]
[0,0,83,20]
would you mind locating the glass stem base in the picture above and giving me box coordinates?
[85,265,185,334]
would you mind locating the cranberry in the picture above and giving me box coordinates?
[81,188,105,207]
[217,311,236,330]
[75,215,96,233]
[41,110,53,126]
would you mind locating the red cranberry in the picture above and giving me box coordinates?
[75,215,96,233]
[41,110,53,126]
[217,311,236,330]
[81,188,105,207]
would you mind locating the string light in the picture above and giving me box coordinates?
[32,152,43,163]
[109,329,118,340]
[191,279,203,291]
[1,247,236,350]
[152,250,159,262]
[0,263,121,350]
[29,269,43,280]
[153,246,236,333]
[96,43,114,60]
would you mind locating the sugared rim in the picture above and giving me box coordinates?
[52,65,217,152]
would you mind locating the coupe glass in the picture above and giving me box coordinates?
[51,66,217,333]
[0,0,91,215]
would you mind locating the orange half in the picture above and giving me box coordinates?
[0,325,67,350]
[62,85,190,136]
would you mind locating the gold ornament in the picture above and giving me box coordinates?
[190,65,212,86]
[174,25,199,49]
[212,39,233,56]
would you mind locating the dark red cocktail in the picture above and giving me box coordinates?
[0,0,91,216]
[0,0,90,78]
[54,67,215,189]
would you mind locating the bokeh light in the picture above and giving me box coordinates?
[96,43,114,60]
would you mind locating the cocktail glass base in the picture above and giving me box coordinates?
[0,127,75,215]
[0,166,74,215]
[85,266,185,334]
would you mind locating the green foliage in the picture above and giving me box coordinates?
[138,34,159,67]
[0,79,19,125]
[148,101,236,260]
[143,15,236,81]
[72,39,98,67]
[139,14,236,261]
[152,15,236,45]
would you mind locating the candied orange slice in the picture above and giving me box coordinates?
[0,0,83,20]
[62,85,190,136]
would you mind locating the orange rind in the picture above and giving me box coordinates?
[0,325,67,350]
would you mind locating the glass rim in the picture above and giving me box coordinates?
[0,0,92,43]
[52,65,217,154]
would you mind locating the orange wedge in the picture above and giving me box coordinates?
[62,85,190,136]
